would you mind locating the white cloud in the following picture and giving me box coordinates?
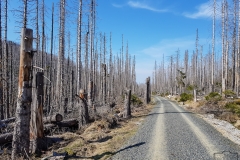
[141,37,195,58]
[127,1,168,13]
[183,1,221,19]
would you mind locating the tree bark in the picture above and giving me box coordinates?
[77,91,89,129]
[124,89,131,118]
[12,28,33,159]
[145,77,150,104]
[30,72,44,154]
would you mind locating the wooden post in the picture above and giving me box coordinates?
[30,72,44,154]
[124,89,131,118]
[12,28,33,159]
[77,89,89,129]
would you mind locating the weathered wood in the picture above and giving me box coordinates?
[0,132,13,144]
[194,89,197,102]
[30,72,44,154]
[124,89,131,118]
[102,64,106,105]
[43,113,63,124]
[56,118,78,128]
[145,77,150,104]
[12,28,33,159]
[88,80,93,107]
[76,93,89,129]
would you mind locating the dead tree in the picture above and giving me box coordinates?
[102,63,106,105]
[0,0,3,120]
[211,0,216,92]
[30,72,44,154]
[77,89,89,128]
[145,77,150,104]
[12,28,33,159]
[88,80,93,107]
[124,89,131,118]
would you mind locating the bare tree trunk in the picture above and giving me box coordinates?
[88,80,93,107]
[30,72,44,154]
[222,1,226,98]
[124,89,131,118]
[12,28,33,159]
[77,0,82,92]
[0,0,3,120]
[145,77,150,104]
[56,0,65,115]
[211,0,216,92]
[102,63,106,105]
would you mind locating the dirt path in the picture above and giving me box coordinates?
[110,97,240,160]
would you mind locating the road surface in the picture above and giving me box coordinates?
[110,96,240,160]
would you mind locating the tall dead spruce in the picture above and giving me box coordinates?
[12,28,33,159]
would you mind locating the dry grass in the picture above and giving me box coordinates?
[37,103,154,160]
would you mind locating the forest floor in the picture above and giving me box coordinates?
[169,95,240,146]
[26,102,155,160]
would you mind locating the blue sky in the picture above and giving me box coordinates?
[7,0,220,83]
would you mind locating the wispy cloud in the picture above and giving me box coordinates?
[127,1,168,12]
[112,3,124,8]
[141,37,195,58]
[183,1,221,19]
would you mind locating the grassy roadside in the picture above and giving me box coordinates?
[37,101,155,160]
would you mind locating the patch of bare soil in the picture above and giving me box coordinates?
[32,103,154,160]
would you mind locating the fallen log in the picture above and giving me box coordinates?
[1,117,16,124]
[43,114,63,124]
[56,118,78,128]
[0,132,13,144]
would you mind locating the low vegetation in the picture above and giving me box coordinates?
[205,92,221,101]
[179,93,193,102]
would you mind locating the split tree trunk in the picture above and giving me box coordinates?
[30,72,44,154]
[12,28,33,159]
[77,90,89,129]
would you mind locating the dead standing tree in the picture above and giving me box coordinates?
[124,89,131,118]
[145,77,151,104]
[30,72,44,154]
[77,89,89,128]
[12,28,33,159]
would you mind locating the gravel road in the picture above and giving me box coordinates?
[110,97,240,160]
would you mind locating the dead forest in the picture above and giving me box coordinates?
[152,0,240,99]
[0,0,151,159]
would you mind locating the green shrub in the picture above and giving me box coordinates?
[205,92,221,101]
[223,90,236,97]
[131,94,143,106]
[225,102,240,116]
[179,93,193,102]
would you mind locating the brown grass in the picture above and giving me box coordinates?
[37,103,154,160]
